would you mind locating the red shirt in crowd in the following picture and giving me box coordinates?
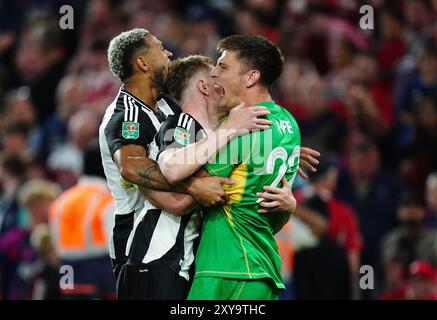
[328,198,363,253]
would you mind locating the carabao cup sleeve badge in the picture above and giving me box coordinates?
[174,126,190,145]
[122,121,140,139]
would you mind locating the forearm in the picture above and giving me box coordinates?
[115,145,230,201]
[123,157,176,192]
[347,250,361,275]
[158,127,237,183]
[294,206,328,237]
[124,156,204,194]
[139,186,197,216]
[116,145,177,192]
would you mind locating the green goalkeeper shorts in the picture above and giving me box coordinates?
[187,277,278,300]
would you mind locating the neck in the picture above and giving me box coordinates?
[240,87,273,106]
[181,95,214,130]
[123,76,160,111]
[206,105,219,129]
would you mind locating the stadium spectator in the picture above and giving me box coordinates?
[275,58,312,120]
[2,123,31,161]
[394,40,437,151]
[377,7,406,88]
[47,110,98,190]
[381,194,435,273]
[336,137,404,297]
[348,52,396,166]
[48,144,116,300]
[15,17,67,124]
[380,255,408,300]
[29,75,81,161]
[298,73,348,155]
[3,86,36,130]
[401,94,437,197]
[293,156,362,300]
[405,260,437,300]
[425,172,437,229]
[77,37,120,119]
[0,155,27,237]
[351,52,394,130]
[180,4,221,58]
[0,179,60,299]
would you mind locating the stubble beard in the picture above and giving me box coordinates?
[152,65,167,90]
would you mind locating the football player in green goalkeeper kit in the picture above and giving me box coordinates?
[158,35,306,300]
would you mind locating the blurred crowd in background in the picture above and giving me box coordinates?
[0,0,436,300]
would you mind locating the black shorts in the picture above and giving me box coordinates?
[116,259,190,300]
[111,211,135,281]
[111,258,127,282]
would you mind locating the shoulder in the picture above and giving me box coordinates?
[159,93,181,114]
[104,91,147,127]
[274,104,301,133]
[177,113,197,131]
[161,113,180,129]
[158,113,194,133]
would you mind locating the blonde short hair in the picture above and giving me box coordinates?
[18,179,61,207]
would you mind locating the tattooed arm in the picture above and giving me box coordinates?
[114,144,174,191]
[114,144,232,206]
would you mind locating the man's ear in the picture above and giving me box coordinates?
[197,79,209,96]
[244,70,260,88]
[135,56,148,73]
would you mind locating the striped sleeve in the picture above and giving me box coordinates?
[104,95,158,158]
[155,113,202,161]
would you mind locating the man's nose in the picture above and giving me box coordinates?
[166,50,173,59]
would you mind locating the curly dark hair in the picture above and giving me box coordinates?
[107,28,149,81]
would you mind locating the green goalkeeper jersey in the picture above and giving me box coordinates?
[194,101,301,290]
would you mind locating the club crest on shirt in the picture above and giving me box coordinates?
[122,121,139,139]
[174,126,190,145]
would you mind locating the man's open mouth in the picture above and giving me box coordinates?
[214,83,225,97]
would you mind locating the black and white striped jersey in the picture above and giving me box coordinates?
[157,112,207,159]
[125,112,206,281]
[98,88,179,262]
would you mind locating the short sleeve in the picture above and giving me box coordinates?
[156,113,205,161]
[104,98,158,158]
[159,93,181,116]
